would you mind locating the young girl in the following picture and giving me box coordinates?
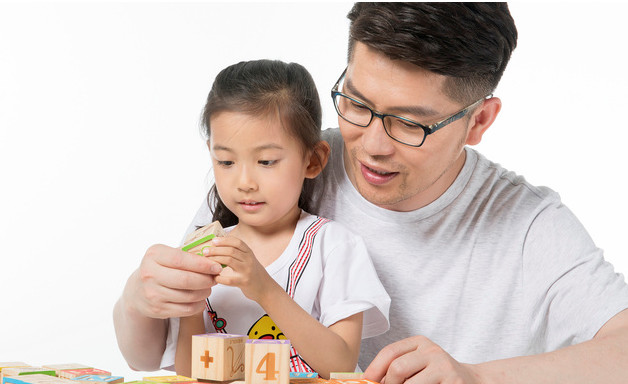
[169,60,390,378]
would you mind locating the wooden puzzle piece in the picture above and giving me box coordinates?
[182,221,226,255]
[3,374,74,384]
[191,333,247,382]
[58,370,110,380]
[328,373,363,380]
[70,375,123,384]
[245,339,290,384]
[327,380,379,384]
[41,367,91,377]
[288,373,318,379]
[141,376,195,383]
[287,373,324,384]
[2,368,56,377]
[0,364,31,374]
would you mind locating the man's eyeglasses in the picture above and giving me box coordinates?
[331,68,490,148]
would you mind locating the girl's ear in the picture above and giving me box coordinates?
[305,141,331,179]
[465,96,502,146]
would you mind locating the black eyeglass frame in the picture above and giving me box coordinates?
[331,67,491,147]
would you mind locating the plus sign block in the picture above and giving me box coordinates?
[244,339,290,384]
[191,333,247,381]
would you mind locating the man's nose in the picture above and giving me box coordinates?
[362,115,395,157]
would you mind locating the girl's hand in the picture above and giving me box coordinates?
[202,236,276,304]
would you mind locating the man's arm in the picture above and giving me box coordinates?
[112,244,221,371]
[475,308,628,384]
[363,308,628,384]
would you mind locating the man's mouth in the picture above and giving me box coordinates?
[360,162,398,185]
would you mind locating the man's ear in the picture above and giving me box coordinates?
[465,96,502,146]
[305,140,331,179]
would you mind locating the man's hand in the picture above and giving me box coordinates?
[363,335,482,384]
[125,243,223,319]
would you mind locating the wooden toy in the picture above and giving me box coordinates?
[3,374,74,384]
[182,221,226,255]
[245,339,290,384]
[328,374,363,380]
[40,367,91,377]
[141,376,195,383]
[58,370,110,380]
[70,375,123,384]
[288,373,317,379]
[287,372,323,384]
[191,333,246,382]
[2,368,56,377]
[0,365,30,374]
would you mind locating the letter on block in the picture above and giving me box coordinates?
[191,333,247,381]
[245,339,290,384]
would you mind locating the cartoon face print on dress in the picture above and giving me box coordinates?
[247,314,286,339]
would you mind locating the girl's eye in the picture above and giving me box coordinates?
[258,160,277,166]
[216,160,233,166]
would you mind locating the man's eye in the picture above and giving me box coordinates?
[350,101,369,110]
[393,118,422,130]
[259,160,277,166]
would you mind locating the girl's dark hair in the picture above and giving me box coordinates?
[347,2,518,103]
[201,59,322,228]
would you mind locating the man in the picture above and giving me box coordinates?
[114,3,628,383]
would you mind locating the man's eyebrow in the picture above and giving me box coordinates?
[345,76,441,118]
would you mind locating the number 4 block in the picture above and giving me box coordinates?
[245,339,290,384]
[191,334,247,381]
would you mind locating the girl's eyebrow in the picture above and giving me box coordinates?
[345,76,441,118]
[211,143,284,152]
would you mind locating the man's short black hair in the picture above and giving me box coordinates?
[348,2,518,103]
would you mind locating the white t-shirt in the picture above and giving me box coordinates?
[312,128,628,368]
[160,210,390,370]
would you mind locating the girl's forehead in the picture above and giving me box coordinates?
[209,110,299,151]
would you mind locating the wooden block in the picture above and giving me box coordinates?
[288,373,317,379]
[42,366,91,376]
[287,372,322,384]
[326,380,379,384]
[141,376,194,383]
[2,368,56,377]
[182,221,226,255]
[3,375,74,384]
[191,333,246,381]
[58,370,110,380]
[245,339,290,384]
[71,375,123,384]
[0,365,30,374]
[288,379,326,384]
[328,373,363,380]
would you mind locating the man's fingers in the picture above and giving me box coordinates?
[363,336,431,383]
[382,348,430,384]
[141,264,216,291]
[148,244,222,275]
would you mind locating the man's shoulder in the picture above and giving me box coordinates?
[468,148,561,213]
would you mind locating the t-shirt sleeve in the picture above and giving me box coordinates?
[523,199,628,351]
[316,224,391,339]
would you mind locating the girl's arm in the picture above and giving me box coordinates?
[175,312,206,377]
[259,281,364,378]
[205,236,363,378]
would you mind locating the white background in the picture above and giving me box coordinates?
[1,1,627,380]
